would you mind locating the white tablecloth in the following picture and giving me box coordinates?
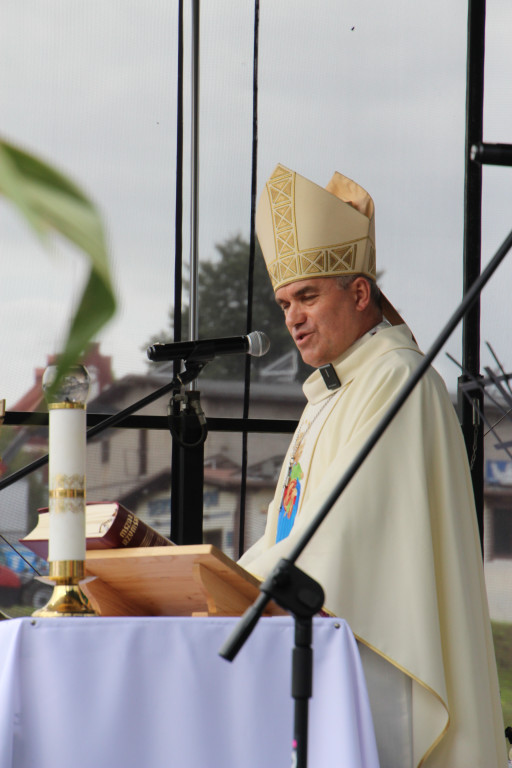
[0,615,379,768]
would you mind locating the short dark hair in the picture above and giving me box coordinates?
[335,274,383,311]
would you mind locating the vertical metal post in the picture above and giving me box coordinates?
[174,0,184,350]
[170,0,185,541]
[170,0,205,544]
[238,0,260,558]
[189,0,200,341]
[460,0,486,549]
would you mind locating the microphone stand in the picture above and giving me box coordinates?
[219,228,512,768]
[167,362,209,543]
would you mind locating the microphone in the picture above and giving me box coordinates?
[147,331,270,362]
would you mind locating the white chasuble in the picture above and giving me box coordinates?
[239,323,506,768]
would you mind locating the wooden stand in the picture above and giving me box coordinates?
[82,544,286,617]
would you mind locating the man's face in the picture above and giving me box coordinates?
[275,277,367,368]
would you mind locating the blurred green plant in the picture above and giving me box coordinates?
[0,137,116,394]
[492,621,512,728]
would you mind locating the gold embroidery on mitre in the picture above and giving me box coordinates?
[279,255,300,281]
[268,262,281,285]
[327,245,357,272]
[301,250,326,276]
[268,241,375,288]
[267,165,298,262]
[368,245,376,275]
[299,245,359,277]
[271,243,370,286]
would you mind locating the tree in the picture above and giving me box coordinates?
[147,234,311,381]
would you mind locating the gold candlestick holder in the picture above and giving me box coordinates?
[33,560,97,617]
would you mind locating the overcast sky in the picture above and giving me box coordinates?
[1,0,512,408]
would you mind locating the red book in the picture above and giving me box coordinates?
[20,501,174,560]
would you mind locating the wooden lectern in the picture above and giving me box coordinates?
[83,544,285,617]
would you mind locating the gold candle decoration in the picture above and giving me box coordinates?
[33,364,97,617]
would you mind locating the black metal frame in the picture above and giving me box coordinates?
[0,410,295,456]
[2,0,511,557]
[461,0,512,548]
[2,412,296,434]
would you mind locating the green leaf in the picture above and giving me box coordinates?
[0,137,116,393]
[55,267,117,381]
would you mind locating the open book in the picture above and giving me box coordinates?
[20,501,174,560]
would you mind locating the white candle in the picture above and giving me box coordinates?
[48,406,86,562]
[43,365,90,564]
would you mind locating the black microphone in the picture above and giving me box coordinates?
[147,331,270,362]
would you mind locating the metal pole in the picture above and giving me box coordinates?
[174,0,184,350]
[461,0,486,548]
[170,0,204,544]
[171,0,185,540]
[238,0,260,558]
[189,0,200,341]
